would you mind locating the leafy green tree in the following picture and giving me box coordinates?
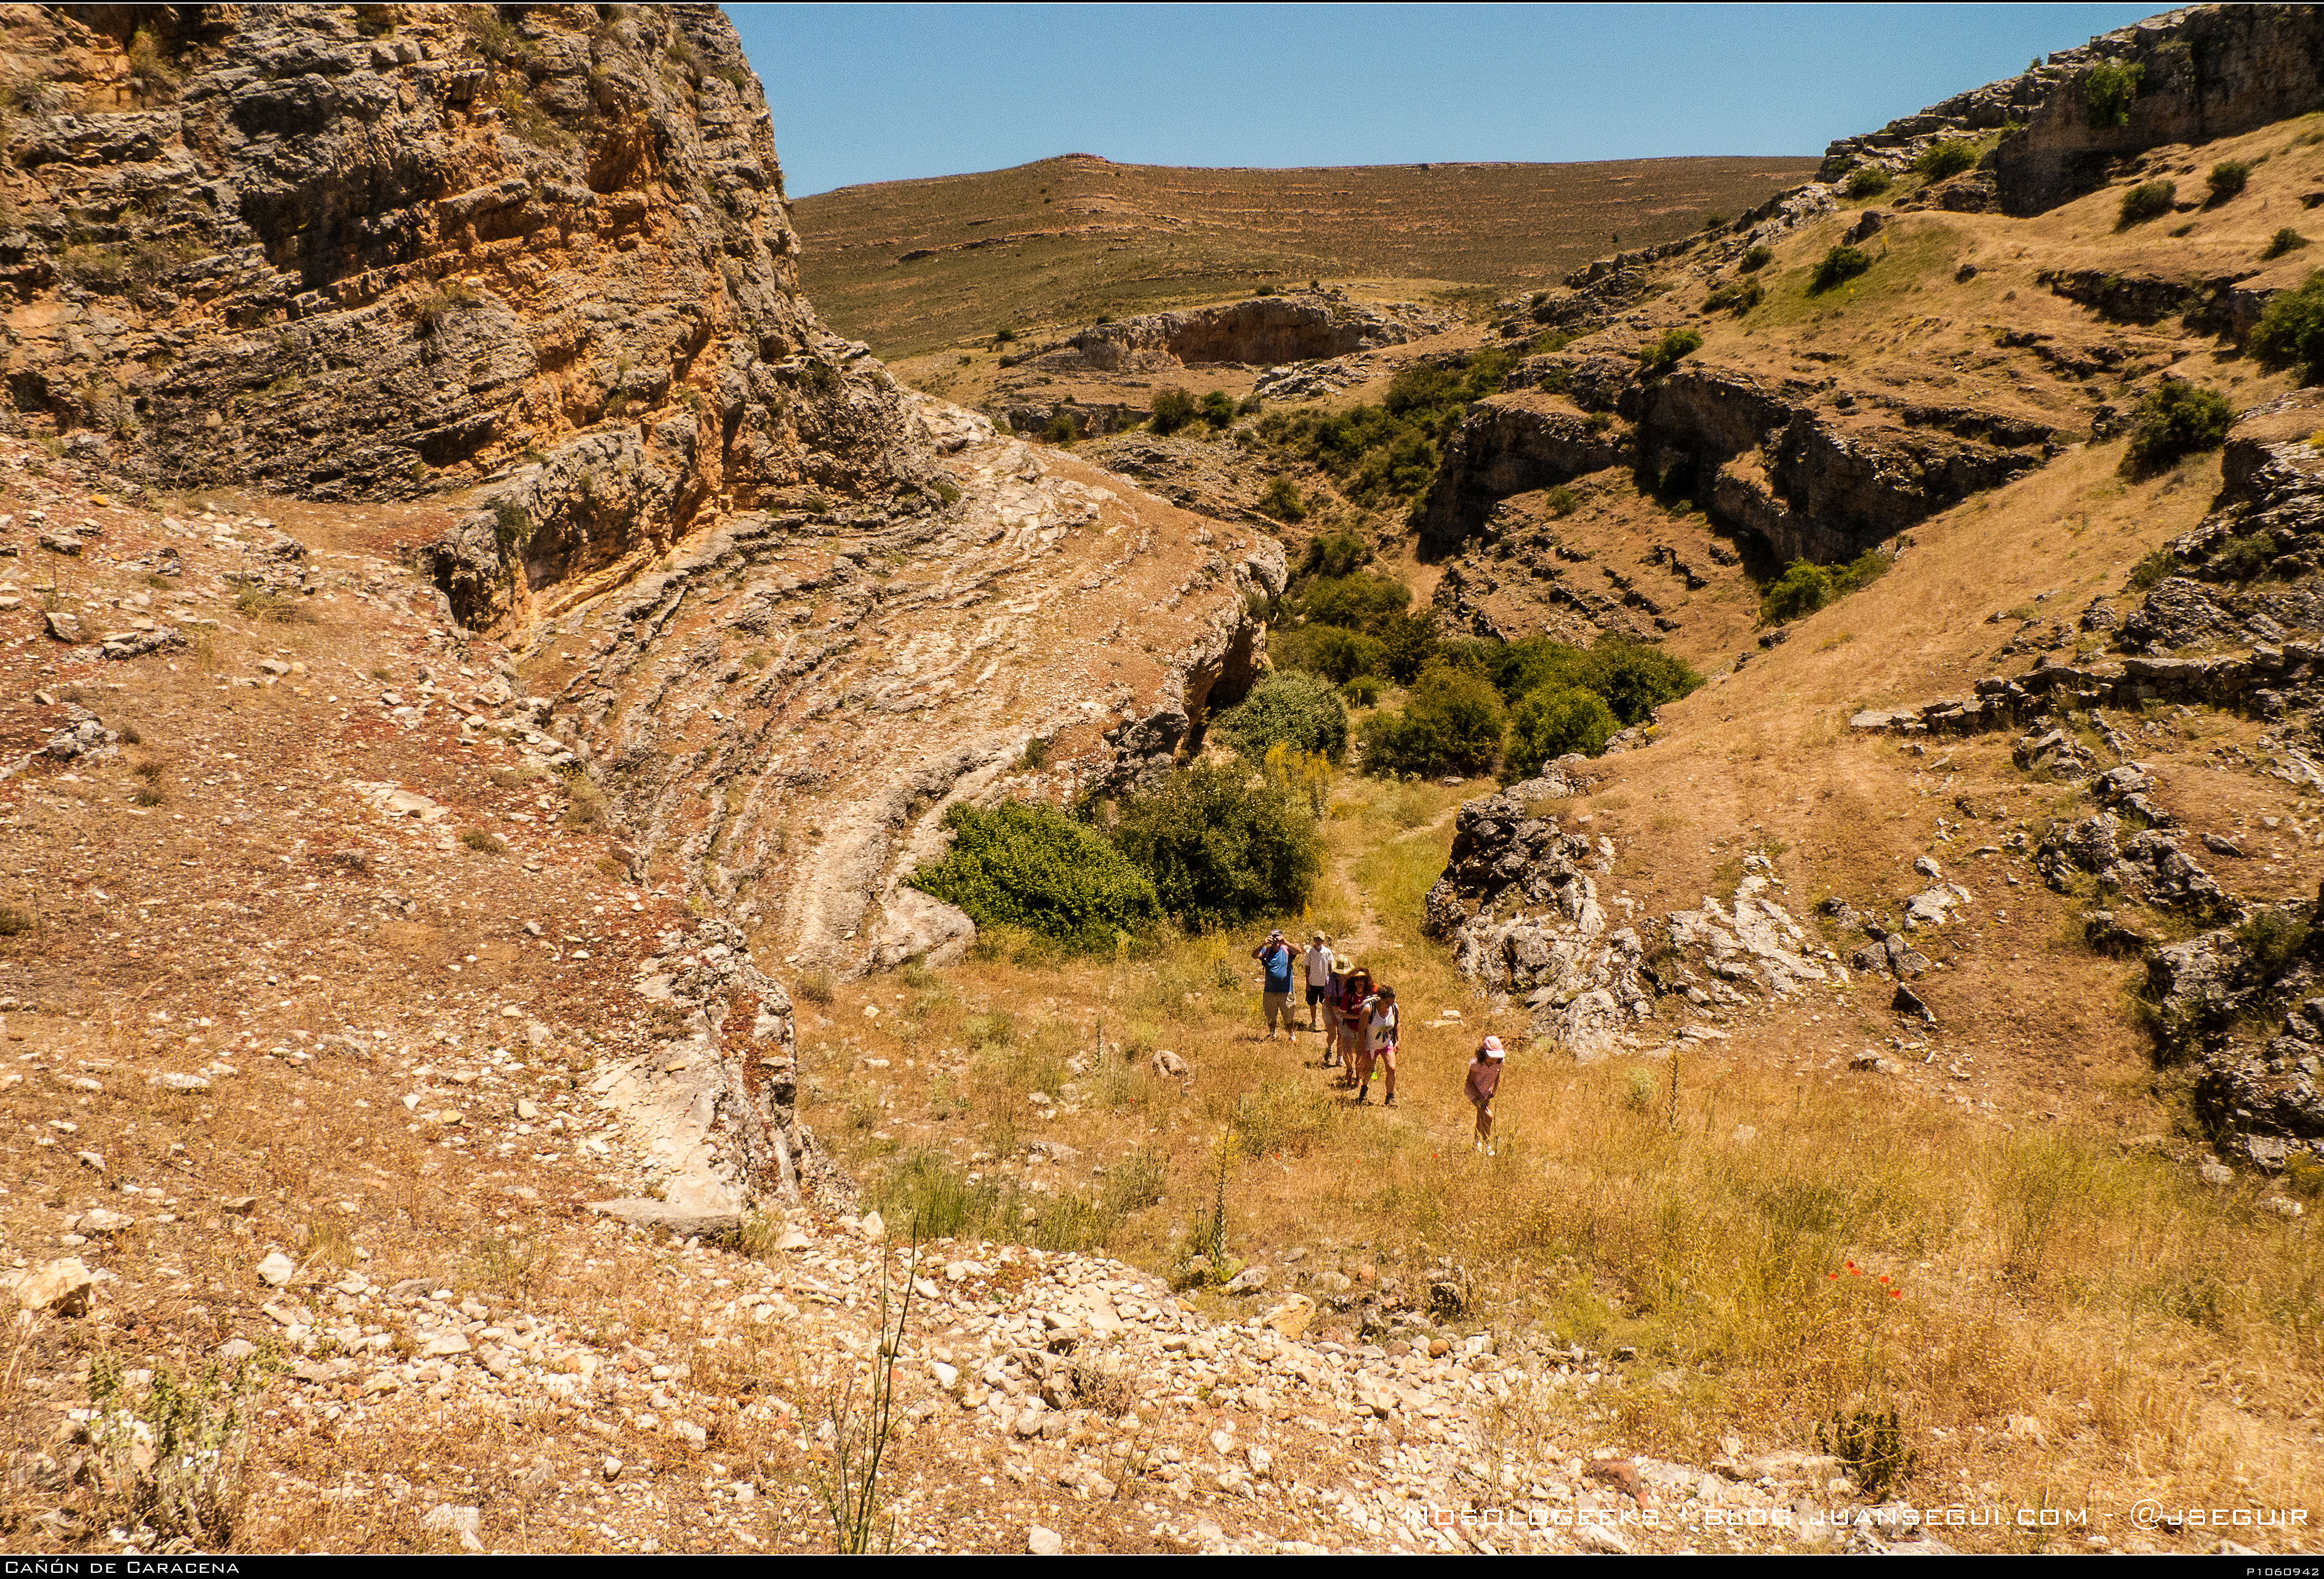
[1149,388,1198,434]
[1507,686,1618,775]
[1358,663,1507,777]
[2123,378,2232,473]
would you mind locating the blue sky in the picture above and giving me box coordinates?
[731,3,2165,196]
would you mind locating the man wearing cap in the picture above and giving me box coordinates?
[1302,932,1334,1036]
[1252,928,1296,1041]
[1466,1036,1505,1155]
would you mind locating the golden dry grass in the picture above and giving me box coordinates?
[804,765,2322,1544]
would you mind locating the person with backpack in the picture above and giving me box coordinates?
[1358,983,1400,1107]
[1251,928,1296,1041]
[1466,1035,1505,1154]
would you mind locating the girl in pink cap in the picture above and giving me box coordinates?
[1465,1036,1505,1154]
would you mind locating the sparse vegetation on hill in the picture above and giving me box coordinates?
[2118,179,2177,227]
[791,154,1821,358]
[1256,348,1521,513]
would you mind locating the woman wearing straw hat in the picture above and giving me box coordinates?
[1336,964,1373,1090]
[1466,1036,1505,1155]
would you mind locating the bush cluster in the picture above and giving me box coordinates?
[1704,278,1763,314]
[1210,670,1349,761]
[1108,763,1323,934]
[1353,633,1701,779]
[1914,140,1980,181]
[1253,347,1518,510]
[2207,160,2251,204]
[1843,167,1892,201]
[912,762,1325,950]
[1150,388,1238,435]
[1640,327,1704,377]
[2117,180,2176,228]
[2263,228,2310,262]
[1809,245,1873,294]
[910,801,1161,952]
[1759,550,1891,624]
[2247,270,2324,382]
[2123,378,2232,473]
[1358,663,1506,777]
[2084,60,2144,129]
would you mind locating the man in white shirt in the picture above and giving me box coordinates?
[1302,932,1333,1036]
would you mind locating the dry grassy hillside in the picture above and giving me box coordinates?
[793,154,1819,359]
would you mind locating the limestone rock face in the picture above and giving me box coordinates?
[1029,292,1451,375]
[1820,5,2324,217]
[0,4,928,628]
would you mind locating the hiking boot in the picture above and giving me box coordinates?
[1383,1093,1396,1107]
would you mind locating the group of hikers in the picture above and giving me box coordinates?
[1252,928,1505,1156]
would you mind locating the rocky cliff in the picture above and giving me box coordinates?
[1822,3,2324,216]
[0,2,930,631]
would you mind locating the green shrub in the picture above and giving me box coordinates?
[2127,546,2180,590]
[911,802,1159,951]
[1044,410,1081,445]
[2123,378,2232,473]
[1296,530,1371,579]
[1493,633,1701,725]
[1210,670,1350,761]
[1272,622,1388,685]
[1297,570,1411,630]
[1914,140,1980,181]
[1738,244,1774,273]
[2248,269,2324,382]
[1199,390,1236,428]
[1149,388,1198,434]
[1547,484,1578,516]
[2208,531,2279,582]
[1704,278,1763,314]
[1106,763,1321,932]
[1760,551,1889,624]
[1506,685,1618,775]
[1640,327,1704,377]
[1340,674,1382,706]
[2263,228,2310,261]
[2084,60,2144,129]
[1253,346,1519,508]
[1809,244,1873,294]
[2117,180,2176,228]
[1357,662,1507,778]
[1843,167,1891,200]
[2207,160,2251,203]
[1259,476,1305,522]
[2235,907,2315,975]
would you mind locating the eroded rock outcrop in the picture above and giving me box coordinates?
[1821,4,2324,217]
[1029,292,1450,375]
[0,4,929,631]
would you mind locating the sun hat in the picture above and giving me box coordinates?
[1481,1036,1505,1060]
[1312,930,1326,941]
